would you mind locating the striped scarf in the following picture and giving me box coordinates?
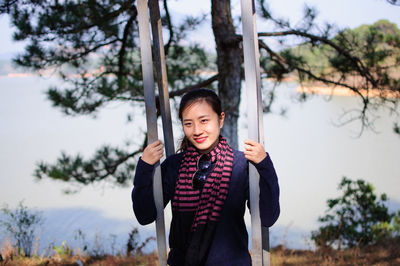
[170,136,234,265]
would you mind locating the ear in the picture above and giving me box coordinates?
[219,112,225,128]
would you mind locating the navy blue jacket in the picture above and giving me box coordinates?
[132,150,280,265]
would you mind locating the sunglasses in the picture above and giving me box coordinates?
[192,154,214,190]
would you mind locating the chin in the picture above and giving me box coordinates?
[190,136,218,153]
[195,143,210,151]
[190,141,208,151]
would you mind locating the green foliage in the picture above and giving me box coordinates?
[278,20,400,89]
[166,45,216,90]
[53,240,73,259]
[0,201,43,257]
[371,210,400,243]
[331,20,400,78]
[311,177,398,249]
[34,145,142,190]
[259,17,400,134]
[0,0,213,116]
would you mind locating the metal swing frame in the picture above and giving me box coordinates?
[136,0,269,265]
[240,0,270,265]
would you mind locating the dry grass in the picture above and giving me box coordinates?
[0,240,159,266]
[1,242,399,266]
[0,251,159,266]
[270,242,400,266]
[1,238,15,262]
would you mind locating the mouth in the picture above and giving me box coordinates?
[194,137,207,143]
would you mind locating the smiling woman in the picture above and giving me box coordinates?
[132,88,280,266]
[0,1,400,259]
[179,89,225,154]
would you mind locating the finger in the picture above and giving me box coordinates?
[243,150,254,157]
[149,140,162,148]
[149,150,163,161]
[244,139,258,146]
[155,150,163,157]
[153,143,164,152]
[153,149,164,158]
[250,142,264,153]
[154,153,163,161]
[244,154,254,161]
[151,145,164,154]
[245,143,257,151]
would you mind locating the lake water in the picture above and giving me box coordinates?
[1,73,399,252]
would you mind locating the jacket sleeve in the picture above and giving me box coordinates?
[131,158,157,225]
[131,154,181,225]
[254,154,280,227]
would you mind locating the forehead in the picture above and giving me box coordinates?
[182,100,217,119]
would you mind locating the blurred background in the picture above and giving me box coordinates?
[1,0,399,256]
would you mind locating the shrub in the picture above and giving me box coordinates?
[0,201,43,257]
[311,177,397,249]
[126,228,155,256]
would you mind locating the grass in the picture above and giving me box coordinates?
[0,253,159,266]
[270,242,400,266]
[1,239,399,265]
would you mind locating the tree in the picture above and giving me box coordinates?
[0,202,43,257]
[311,177,397,249]
[280,19,400,134]
[0,0,399,188]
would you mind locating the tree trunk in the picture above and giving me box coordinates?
[211,0,242,149]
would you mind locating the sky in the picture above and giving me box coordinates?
[1,0,400,250]
[1,0,400,57]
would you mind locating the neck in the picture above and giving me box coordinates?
[199,137,220,154]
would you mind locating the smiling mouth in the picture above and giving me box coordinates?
[194,137,207,143]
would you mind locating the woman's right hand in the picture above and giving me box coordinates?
[141,140,164,165]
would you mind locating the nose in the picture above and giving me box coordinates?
[193,122,203,136]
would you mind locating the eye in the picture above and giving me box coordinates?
[184,122,192,127]
[201,119,208,123]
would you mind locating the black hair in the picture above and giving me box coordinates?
[177,88,223,151]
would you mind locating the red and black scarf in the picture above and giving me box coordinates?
[170,136,234,266]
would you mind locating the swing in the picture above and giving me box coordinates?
[137,1,172,265]
[240,0,270,265]
[137,0,269,265]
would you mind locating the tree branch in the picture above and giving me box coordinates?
[258,30,378,88]
[258,40,367,99]
[163,0,174,55]
[118,10,138,78]
[168,74,219,98]
[258,39,371,129]
[35,135,148,187]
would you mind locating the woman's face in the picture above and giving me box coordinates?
[182,100,225,154]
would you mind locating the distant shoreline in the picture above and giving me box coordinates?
[297,85,400,99]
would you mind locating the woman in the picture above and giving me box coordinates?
[132,88,280,266]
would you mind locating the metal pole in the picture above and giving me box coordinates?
[148,0,175,156]
[250,1,271,264]
[240,0,270,265]
[137,0,167,265]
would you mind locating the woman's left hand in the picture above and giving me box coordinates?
[244,139,267,164]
